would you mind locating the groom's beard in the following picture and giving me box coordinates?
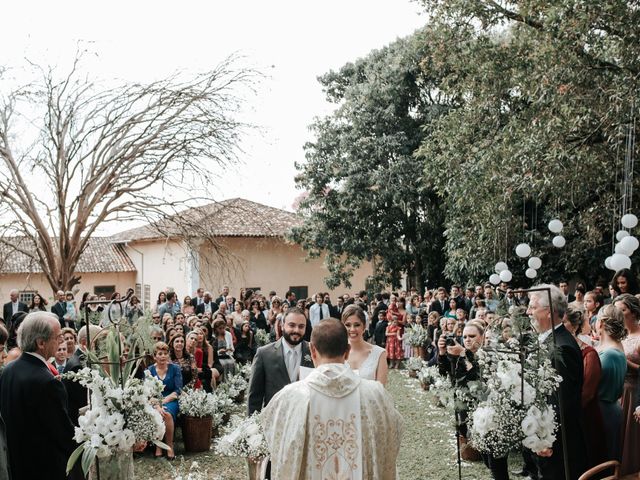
[282,330,303,346]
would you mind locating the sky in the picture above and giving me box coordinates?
[0,0,427,233]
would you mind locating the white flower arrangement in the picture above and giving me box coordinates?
[215,413,269,459]
[417,364,440,385]
[404,324,430,347]
[217,373,248,401]
[238,362,253,381]
[406,357,424,371]
[179,388,218,418]
[254,329,271,347]
[64,367,166,474]
[467,343,562,457]
[171,460,210,480]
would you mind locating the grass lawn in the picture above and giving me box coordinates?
[135,369,515,479]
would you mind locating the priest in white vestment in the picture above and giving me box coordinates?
[261,318,403,480]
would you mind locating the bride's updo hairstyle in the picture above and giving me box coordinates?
[311,318,349,358]
[341,304,366,324]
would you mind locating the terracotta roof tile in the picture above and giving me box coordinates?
[110,198,301,242]
[0,237,136,274]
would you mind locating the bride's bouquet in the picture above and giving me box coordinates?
[468,342,561,457]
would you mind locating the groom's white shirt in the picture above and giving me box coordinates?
[262,363,402,479]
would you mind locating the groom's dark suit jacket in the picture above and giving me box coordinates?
[247,338,313,415]
[536,324,587,480]
[0,353,75,479]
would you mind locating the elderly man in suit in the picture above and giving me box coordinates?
[0,311,75,479]
[247,307,314,415]
[2,289,27,326]
[527,284,586,480]
[50,290,68,327]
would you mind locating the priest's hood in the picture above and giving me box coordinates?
[305,363,361,398]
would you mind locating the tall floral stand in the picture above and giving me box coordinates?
[90,452,134,480]
[247,458,268,480]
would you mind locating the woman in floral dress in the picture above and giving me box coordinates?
[385,317,403,369]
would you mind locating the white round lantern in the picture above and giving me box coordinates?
[605,256,613,270]
[552,235,566,248]
[615,242,633,256]
[525,268,537,279]
[620,235,639,253]
[528,256,542,269]
[515,243,532,258]
[621,213,638,229]
[617,230,630,241]
[489,273,501,285]
[494,261,508,273]
[548,219,563,233]
[499,269,513,282]
[610,253,632,271]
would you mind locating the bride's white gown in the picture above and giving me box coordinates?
[348,344,385,380]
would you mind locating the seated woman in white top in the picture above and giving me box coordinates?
[341,304,388,385]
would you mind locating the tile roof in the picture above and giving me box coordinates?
[110,198,301,242]
[0,237,137,274]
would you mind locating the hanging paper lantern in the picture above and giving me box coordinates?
[617,230,630,241]
[525,268,537,279]
[615,242,633,256]
[528,256,542,269]
[548,219,563,233]
[620,235,640,253]
[489,273,501,285]
[552,235,566,248]
[621,214,638,229]
[494,262,508,273]
[515,243,532,258]
[610,253,632,271]
[499,269,512,282]
[605,256,613,270]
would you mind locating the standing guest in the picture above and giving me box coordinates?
[583,290,604,334]
[125,295,144,325]
[64,292,78,328]
[51,342,68,374]
[569,283,586,310]
[250,300,268,331]
[2,289,27,325]
[27,293,47,313]
[594,305,628,462]
[169,334,195,388]
[158,291,180,319]
[267,297,283,333]
[181,296,195,316]
[230,301,244,328]
[563,305,606,470]
[234,321,254,364]
[261,318,402,479]
[61,327,77,359]
[613,293,640,475]
[342,305,387,385]
[247,307,314,415]
[0,312,75,479]
[559,281,576,303]
[190,288,205,308]
[195,291,216,316]
[429,287,449,316]
[385,316,403,369]
[527,285,586,480]
[612,268,640,296]
[146,341,182,460]
[50,290,68,328]
[215,285,231,307]
[308,292,330,328]
[374,310,389,348]
[154,291,167,313]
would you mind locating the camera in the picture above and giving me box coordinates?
[444,333,457,347]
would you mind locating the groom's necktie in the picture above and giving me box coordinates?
[286,349,297,382]
[319,306,324,320]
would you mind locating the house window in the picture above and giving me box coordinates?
[94,285,116,298]
[19,291,36,305]
[144,285,151,311]
[289,286,308,301]
[135,283,142,299]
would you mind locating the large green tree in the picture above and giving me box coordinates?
[292,29,451,291]
[416,0,640,285]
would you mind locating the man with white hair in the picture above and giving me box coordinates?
[526,284,586,480]
[2,289,27,326]
[0,311,75,479]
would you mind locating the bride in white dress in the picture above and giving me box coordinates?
[341,304,388,385]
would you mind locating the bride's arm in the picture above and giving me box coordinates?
[376,350,388,386]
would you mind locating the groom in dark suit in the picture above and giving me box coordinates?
[0,311,75,480]
[248,307,314,415]
[527,285,586,480]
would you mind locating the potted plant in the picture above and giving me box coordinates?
[405,357,423,378]
[179,389,217,452]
